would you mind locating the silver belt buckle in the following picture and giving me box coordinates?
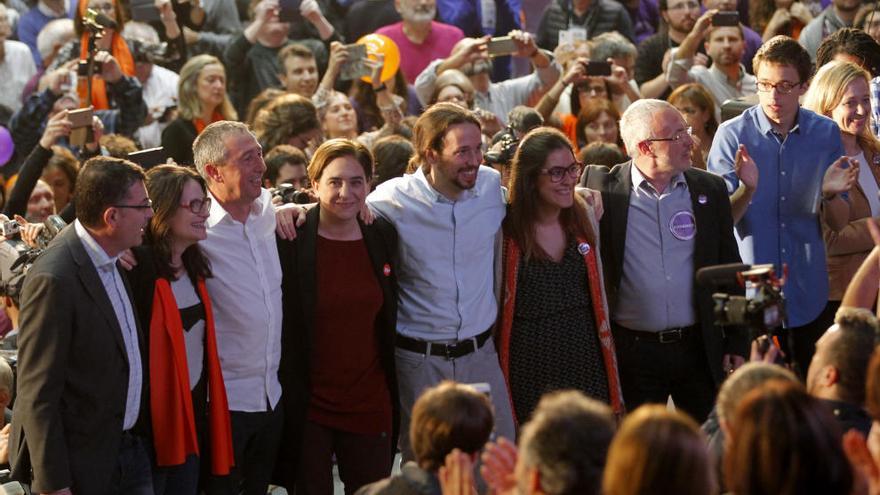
[658,328,682,344]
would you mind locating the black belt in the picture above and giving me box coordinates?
[616,324,696,344]
[396,328,493,359]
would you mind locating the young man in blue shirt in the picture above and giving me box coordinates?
[707,35,857,375]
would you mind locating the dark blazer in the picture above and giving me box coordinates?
[10,225,146,494]
[275,206,400,489]
[580,161,744,384]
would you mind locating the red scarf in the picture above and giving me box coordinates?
[150,278,234,475]
[497,236,625,421]
[193,112,224,134]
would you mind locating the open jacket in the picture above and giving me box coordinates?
[495,200,625,420]
[276,206,400,489]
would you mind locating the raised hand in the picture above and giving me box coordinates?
[734,144,758,190]
[439,449,477,495]
[480,438,518,495]
[822,156,859,198]
[39,110,73,150]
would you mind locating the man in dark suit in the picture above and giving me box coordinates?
[10,156,154,494]
[580,98,745,421]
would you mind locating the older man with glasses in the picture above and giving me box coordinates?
[580,98,744,422]
[708,36,857,377]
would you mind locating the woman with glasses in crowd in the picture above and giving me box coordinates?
[128,165,234,494]
[496,127,623,424]
[803,61,880,321]
[277,139,399,494]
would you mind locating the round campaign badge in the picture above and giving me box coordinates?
[383,263,392,277]
[577,242,591,256]
[698,194,708,205]
[669,211,697,241]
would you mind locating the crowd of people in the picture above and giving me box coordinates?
[5,0,880,493]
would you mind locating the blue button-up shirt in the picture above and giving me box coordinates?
[367,165,506,342]
[707,105,845,327]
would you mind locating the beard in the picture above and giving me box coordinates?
[400,3,436,23]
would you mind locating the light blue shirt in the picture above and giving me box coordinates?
[707,105,845,327]
[367,165,506,341]
[74,220,142,430]
[615,164,697,332]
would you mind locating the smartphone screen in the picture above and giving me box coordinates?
[127,147,168,169]
[278,0,302,22]
[585,61,612,76]
[338,43,369,81]
[712,11,740,26]
[487,36,518,57]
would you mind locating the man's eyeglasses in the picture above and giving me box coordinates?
[756,80,802,94]
[667,1,700,11]
[540,163,583,183]
[180,197,212,214]
[113,199,153,211]
[645,127,693,143]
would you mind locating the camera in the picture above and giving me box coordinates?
[485,129,519,167]
[271,183,313,205]
[697,263,786,338]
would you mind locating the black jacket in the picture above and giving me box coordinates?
[536,0,635,51]
[161,118,198,168]
[275,206,400,489]
[580,161,745,384]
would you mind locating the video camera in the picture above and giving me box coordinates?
[270,183,312,205]
[696,263,787,338]
[484,128,519,168]
[1,215,67,250]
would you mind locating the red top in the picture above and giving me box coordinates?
[307,235,391,434]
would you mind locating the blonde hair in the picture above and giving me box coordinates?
[803,60,880,154]
[177,55,238,122]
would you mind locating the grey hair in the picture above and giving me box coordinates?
[716,362,798,422]
[121,21,160,45]
[0,358,12,395]
[589,31,637,62]
[36,18,74,63]
[192,120,254,180]
[519,391,615,495]
[619,99,677,158]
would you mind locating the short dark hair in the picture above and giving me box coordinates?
[815,28,880,77]
[752,36,812,85]
[520,391,615,495]
[253,94,320,151]
[826,308,880,405]
[410,381,494,472]
[264,144,308,186]
[372,135,413,186]
[578,142,626,168]
[75,156,146,228]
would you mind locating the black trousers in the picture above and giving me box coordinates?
[204,402,284,495]
[611,323,717,423]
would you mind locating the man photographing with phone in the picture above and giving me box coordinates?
[413,30,560,125]
[667,9,757,120]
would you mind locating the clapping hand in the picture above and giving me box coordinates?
[734,144,758,191]
[480,438,518,495]
[439,449,477,495]
[822,156,859,198]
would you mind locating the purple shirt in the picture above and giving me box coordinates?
[628,0,660,45]
[376,21,465,84]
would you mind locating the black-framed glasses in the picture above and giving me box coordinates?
[645,126,693,143]
[756,80,802,94]
[113,199,153,211]
[180,197,212,214]
[540,162,583,183]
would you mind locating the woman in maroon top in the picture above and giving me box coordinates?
[277,139,400,495]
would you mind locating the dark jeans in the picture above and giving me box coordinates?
[152,453,200,495]
[204,403,284,495]
[612,323,716,422]
[108,432,154,495]
[295,420,393,495]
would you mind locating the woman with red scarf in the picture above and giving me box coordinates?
[128,165,234,495]
[497,127,624,425]
[162,54,237,167]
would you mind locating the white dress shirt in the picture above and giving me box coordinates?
[74,220,142,430]
[367,165,506,342]
[201,189,282,412]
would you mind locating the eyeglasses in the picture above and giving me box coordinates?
[667,1,700,11]
[180,197,212,214]
[756,80,802,94]
[540,162,583,183]
[113,199,153,211]
[645,126,693,143]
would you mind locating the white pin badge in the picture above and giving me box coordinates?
[578,242,591,255]
[698,194,708,205]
